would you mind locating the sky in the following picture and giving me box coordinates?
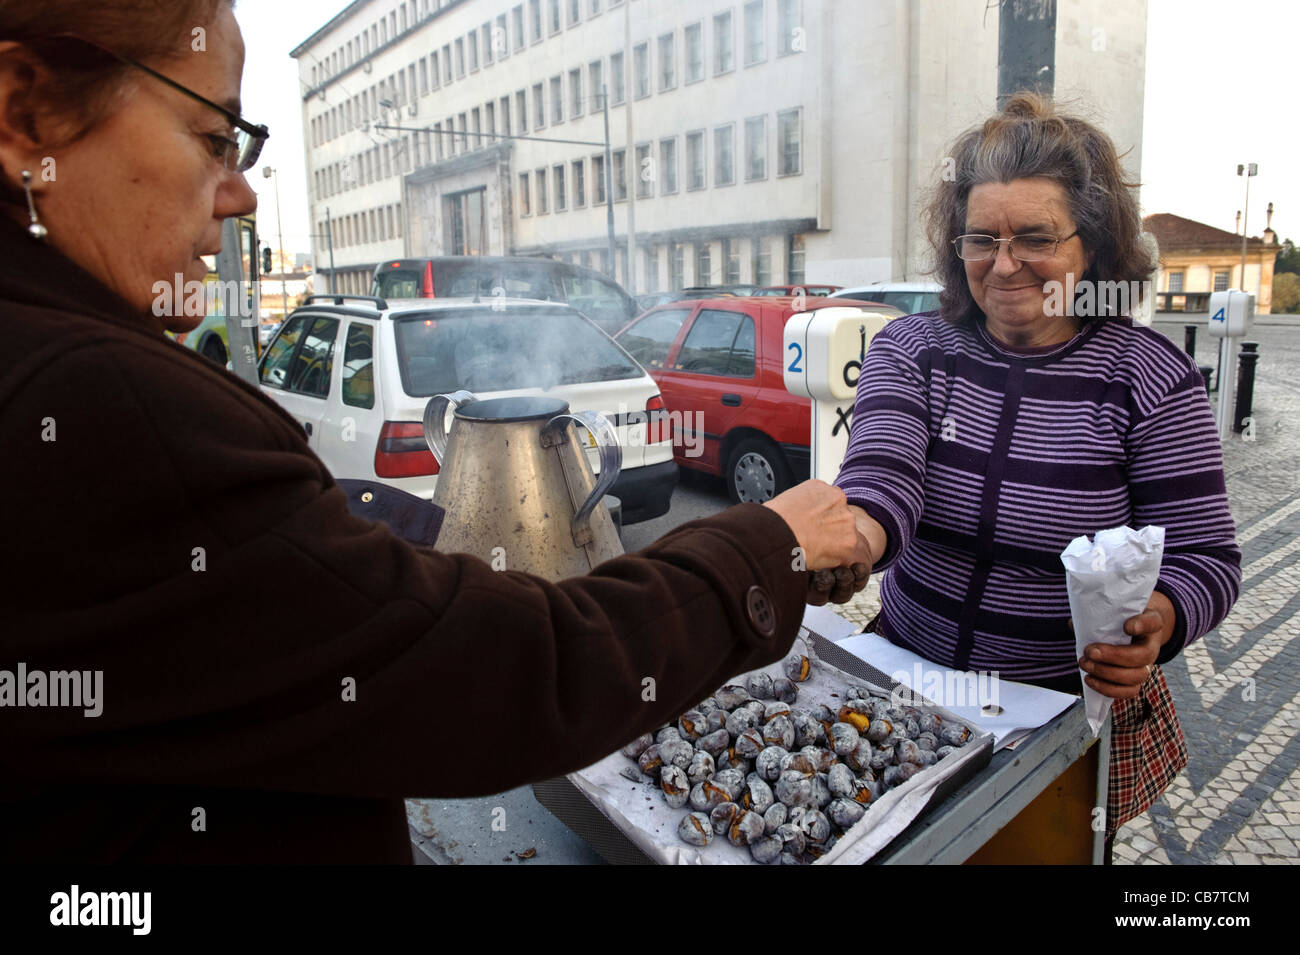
[234,0,1300,258]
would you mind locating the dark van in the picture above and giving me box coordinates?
[371,256,639,335]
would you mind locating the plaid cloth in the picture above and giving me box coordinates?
[1106,664,1188,840]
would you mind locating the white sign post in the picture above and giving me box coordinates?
[1207,290,1255,441]
[783,307,896,482]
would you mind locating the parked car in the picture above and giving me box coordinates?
[831,281,942,315]
[682,284,760,297]
[615,296,901,503]
[258,294,677,524]
[751,284,842,297]
[371,256,638,335]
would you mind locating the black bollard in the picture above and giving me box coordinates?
[1233,342,1259,434]
[1184,324,1197,357]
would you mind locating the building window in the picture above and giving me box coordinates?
[659,33,676,90]
[500,95,512,136]
[549,0,562,34]
[777,107,801,175]
[714,124,735,186]
[553,164,567,211]
[513,5,525,50]
[486,101,496,141]
[633,42,650,99]
[686,130,706,190]
[455,37,466,77]
[635,143,652,199]
[723,238,741,283]
[570,68,583,117]
[471,108,481,148]
[714,10,734,74]
[696,242,712,285]
[530,0,543,42]
[443,44,452,83]
[569,0,581,26]
[536,167,549,212]
[613,148,627,200]
[610,51,625,104]
[572,159,586,207]
[434,122,444,160]
[517,90,528,132]
[659,137,678,194]
[519,172,532,215]
[1168,271,1184,293]
[744,1,766,65]
[458,112,469,151]
[788,233,805,285]
[496,14,509,58]
[1214,270,1230,292]
[589,59,605,107]
[483,23,494,64]
[550,75,564,124]
[777,0,801,55]
[593,153,606,204]
[420,59,428,94]
[684,21,704,84]
[744,115,767,180]
[753,238,772,285]
[591,0,602,14]
[430,52,440,88]
[670,241,685,289]
[468,30,479,71]
[533,81,546,127]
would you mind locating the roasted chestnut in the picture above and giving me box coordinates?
[915,749,938,767]
[827,763,857,799]
[783,654,812,683]
[717,749,753,776]
[811,772,833,809]
[687,750,716,785]
[915,731,938,752]
[620,732,655,759]
[775,822,806,856]
[763,701,793,724]
[869,744,894,772]
[689,780,732,812]
[755,745,789,782]
[742,776,775,814]
[659,738,695,771]
[725,708,760,738]
[656,725,682,744]
[836,705,872,734]
[866,718,893,743]
[735,727,766,759]
[800,746,839,773]
[697,727,730,757]
[746,672,775,701]
[637,743,664,777]
[843,739,874,774]
[894,739,922,766]
[882,762,921,787]
[917,712,942,736]
[827,797,866,829]
[809,703,834,723]
[762,715,796,750]
[710,801,741,835]
[829,722,861,756]
[774,770,816,809]
[851,777,878,805]
[763,802,788,831]
[771,677,799,704]
[712,767,747,800]
[678,811,714,846]
[660,765,690,808]
[935,745,957,760]
[715,685,751,709]
[749,834,783,864]
[781,751,818,775]
[677,709,708,740]
[939,722,971,746]
[696,697,721,716]
[789,710,822,748]
[727,809,766,847]
[705,708,727,733]
[795,808,832,844]
[741,699,768,721]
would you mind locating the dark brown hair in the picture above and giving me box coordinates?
[0,0,232,199]
[921,92,1155,324]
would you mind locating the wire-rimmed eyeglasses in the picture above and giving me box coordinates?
[951,231,1078,262]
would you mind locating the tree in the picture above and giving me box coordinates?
[1275,238,1300,277]
[1272,272,1300,313]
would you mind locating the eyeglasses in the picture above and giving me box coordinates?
[951,231,1078,262]
[50,35,269,172]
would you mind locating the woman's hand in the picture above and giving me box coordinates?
[806,546,873,606]
[1076,591,1177,700]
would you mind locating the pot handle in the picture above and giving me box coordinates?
[541,410,622,546]
[422,390,477,467]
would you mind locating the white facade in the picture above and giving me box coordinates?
[293,0,1148,295]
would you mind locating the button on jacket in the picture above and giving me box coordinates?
[0,218,807,863]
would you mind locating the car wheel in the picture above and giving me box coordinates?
[200,336,228,366]
[725,437,793,504]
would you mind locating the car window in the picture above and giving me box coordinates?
[374,269,423,298]
[563,271,633,330]
[393,306,642,396]
[728,315,756,377]
[259,314,310,390]
[616,307,692,369]
[674,308,745,376]
[440,261,560,300]
[342,322,376,409]
[285,317,340,398]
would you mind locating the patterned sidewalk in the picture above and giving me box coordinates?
[837,318,1300,864]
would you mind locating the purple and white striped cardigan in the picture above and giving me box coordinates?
[836,310,1241,692]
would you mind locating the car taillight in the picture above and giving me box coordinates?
[374,421,439,478]
[421,261,435,298]
[646,394,670,445]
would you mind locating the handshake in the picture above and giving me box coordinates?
[763,480,881,607]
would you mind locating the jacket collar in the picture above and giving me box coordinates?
[0,213,166,338]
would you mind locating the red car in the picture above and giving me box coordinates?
[615,296,899,502]
[751,284,842,297]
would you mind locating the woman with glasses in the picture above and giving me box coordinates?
[838,93,1240,862]
[0,1,870,863]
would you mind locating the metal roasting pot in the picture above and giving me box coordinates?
[423,392,625,580]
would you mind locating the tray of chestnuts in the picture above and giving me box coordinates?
[565,633,994,864]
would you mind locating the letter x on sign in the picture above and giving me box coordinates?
[832,406,852,436]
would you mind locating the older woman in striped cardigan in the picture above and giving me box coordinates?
[838,93,1241,860]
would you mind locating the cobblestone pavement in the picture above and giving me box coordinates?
[835,316,1300,865]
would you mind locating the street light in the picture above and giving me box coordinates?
[262,165,290,322]
[1237,163,1257,295]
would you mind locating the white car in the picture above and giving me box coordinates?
[257,295,678,524]
[831,281,942,316]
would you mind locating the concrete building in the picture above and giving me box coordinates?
[292,0,1148,296]
[1144,211,1279,314]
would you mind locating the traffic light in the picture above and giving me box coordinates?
[261,246,273,276]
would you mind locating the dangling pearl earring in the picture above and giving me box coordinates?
[22,170,47,241]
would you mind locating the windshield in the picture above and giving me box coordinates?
[373,261,565,302]
[393,307,643,395]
